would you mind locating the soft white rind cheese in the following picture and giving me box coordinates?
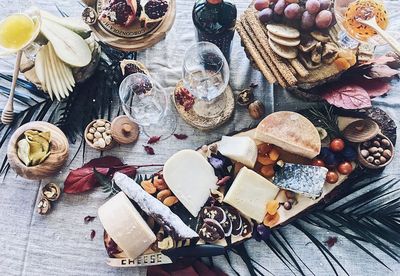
[223,167,280,222]
[98,192,156,259]
[218,136,258,168]
[163,150,218,217]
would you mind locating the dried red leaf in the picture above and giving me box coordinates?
[216,176,231,186]
[90,229,96,241]
[83,156,124,168]
[113,165,137,177]
[322,84,371,109]
[175,87,195,111]
[143,145,155,155]
[324,236,338,249]
[353,77,391,98]
[364,64,400,79]
[249,83,258,88]
[64,167,109,194]
[174,134,188,140]
[84,216,96,224]
[365,55,396,66]
[147,136,161,144]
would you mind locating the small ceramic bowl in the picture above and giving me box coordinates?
[84,119,114,151]
[7,121,69,180]
[357,133,394,169]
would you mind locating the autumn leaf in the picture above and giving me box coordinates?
[84,216,96,224]
[147,136,161,144]
[355,78,391,98]
[322,84,372,109]
[324,236,338,249]
[143,145,155,155]
[174,134,188,140]
[364,64,400,79]
[83,156,124,168]
[90,230,96,241]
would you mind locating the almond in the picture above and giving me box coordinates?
[153,176,168,190]
[141,180,156,194]
[163,196,178,207]
[157,189,172,202]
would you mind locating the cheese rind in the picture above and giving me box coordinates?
[163,150,218,217]
[98,192,156,259]
[218,136,258,168]
[223,167,280,222]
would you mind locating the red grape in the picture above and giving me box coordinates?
[306,0,320,14]
[301,11,315,29]
[274,0,287,15]
[319,0,331,10]
[269,0,278,3]
[255,0,270,11]
[258,8,274,23]
[284,3,301,20]
[316,10,333,29]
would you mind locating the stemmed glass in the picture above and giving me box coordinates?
[334,0,400,52]
[182,42,229,118]
[0,0,41,124]
[119,73,177,139]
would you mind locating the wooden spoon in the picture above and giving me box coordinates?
[1,50,23,125]
[358,17,400,55]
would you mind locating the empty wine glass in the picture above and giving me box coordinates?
[119,73,177,139]
[334,0,399,49]
[182,41,229,118]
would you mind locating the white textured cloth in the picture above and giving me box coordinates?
[0,0,399,275]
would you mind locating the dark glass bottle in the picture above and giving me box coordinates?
[192,0,237,60]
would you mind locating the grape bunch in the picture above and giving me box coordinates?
[255,0,333,30]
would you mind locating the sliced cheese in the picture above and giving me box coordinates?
[163,150,218,217]
[223,167,280,222]
[98,192,156,259]
[218,136,258,168]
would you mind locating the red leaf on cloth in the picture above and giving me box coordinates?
[90,230,96,241]
[84,216,96,224]
[143,145,155,155]
[365,55,396,65]
[353,77,391,98]
[322,84,372,109]
[147,136,161,144]
[64,157,137,194]
[364,64,400,79]
[83,156,124,168]
[174,134,188,140]
[324,236,338,249]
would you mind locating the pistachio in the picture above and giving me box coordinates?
[368,147,378,154]
[94,131,102,139]
[97,138,106,149]
[105,123,111,129]
[378,147,384,153]
[106,129,112,135]
[360,149,369,158]
[96,120,106,127]
[372,152,381,158]
[104,136,112,145]
[383,149,392,159]
[379,156,387,164]
[97,127,106,133]
[381,139,390,147]
[89,127,96,134]
[86,133,94,141]
[366,156,374,163]
[372,140,380,147]
[374,159,381,165]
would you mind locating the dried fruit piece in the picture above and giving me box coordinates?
[258,143,273,155]
[163,196,178,207]
[263,212,280,228]
[156,189,172,202]
[153,176,168,190]
[260,164,275,178]
[334,57,351,70]
[257,155,275,166]
[268,148,280,161]
[141,180,157,194]
[266,200,280,215]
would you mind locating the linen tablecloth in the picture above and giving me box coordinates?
[0,0,399,275]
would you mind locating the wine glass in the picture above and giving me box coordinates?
[119,73,177,139]
[334,0,400,51]
[182,42,230,118]
[0,0,41,124]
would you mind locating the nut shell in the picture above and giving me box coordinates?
[248,100,265,120]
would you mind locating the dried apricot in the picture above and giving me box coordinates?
[260,164,275,178]
[334,57,351,71]
[266,200,280,215]
[141,180,157,194]
[263,212,280,228]
[258,143,273,155]
[153,176,168,190]
[268,148,280,161]
[257,155,275,166]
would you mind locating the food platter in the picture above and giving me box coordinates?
[82,0,176,51]
[97,106,396,267]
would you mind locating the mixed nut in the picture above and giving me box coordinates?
[359,135,393,167]
[85,119,113,150]
[37,182,61,215]
[140,175,179,207]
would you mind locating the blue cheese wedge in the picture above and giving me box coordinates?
[223,167,280,223]
[273,163,328,198]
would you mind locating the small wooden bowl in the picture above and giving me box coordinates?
[358,133,395,169]
[7,122,69,180]
[84,119,115,151]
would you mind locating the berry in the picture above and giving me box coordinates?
[284,3,301,19]
[337,161,353,175]
[144,0,169,20]
[101,0,138,27]
[324,152,338,168]
[326,171,339,184]
[274,0,287,15]
[315,10,333,29]
[306,0,320,14]
[255,0,270,11]
[342,145,357,161]
[319,147,331,159]
[258,8,274,23]
[312,159,326,167]
[301,11,315,29]
[256,224,271,240]
[330,138,345,152]
[319,0,331,10]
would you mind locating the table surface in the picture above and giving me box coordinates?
[0,0,399,275]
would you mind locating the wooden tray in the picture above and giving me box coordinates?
[84,0,176,52]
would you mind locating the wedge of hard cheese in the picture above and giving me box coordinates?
[255,111,321,159]
[223,167,280,222]
[98,192,156,259]
[218,136,258,168]
[163,150,218,217]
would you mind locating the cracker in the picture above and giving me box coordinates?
[266,24,300,39]
[269,38,298,59]
[268,32,301,47]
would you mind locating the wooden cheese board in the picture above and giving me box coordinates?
[100,106,396,267]
[82,0,176,52]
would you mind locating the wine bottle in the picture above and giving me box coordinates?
[192,0,237,60]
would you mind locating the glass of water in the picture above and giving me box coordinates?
[119,73,176,139]
[182,42,230,117]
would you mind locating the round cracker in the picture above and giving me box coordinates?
[268,32,300,47]
[268,38,298,59]
[266,24,300,39]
